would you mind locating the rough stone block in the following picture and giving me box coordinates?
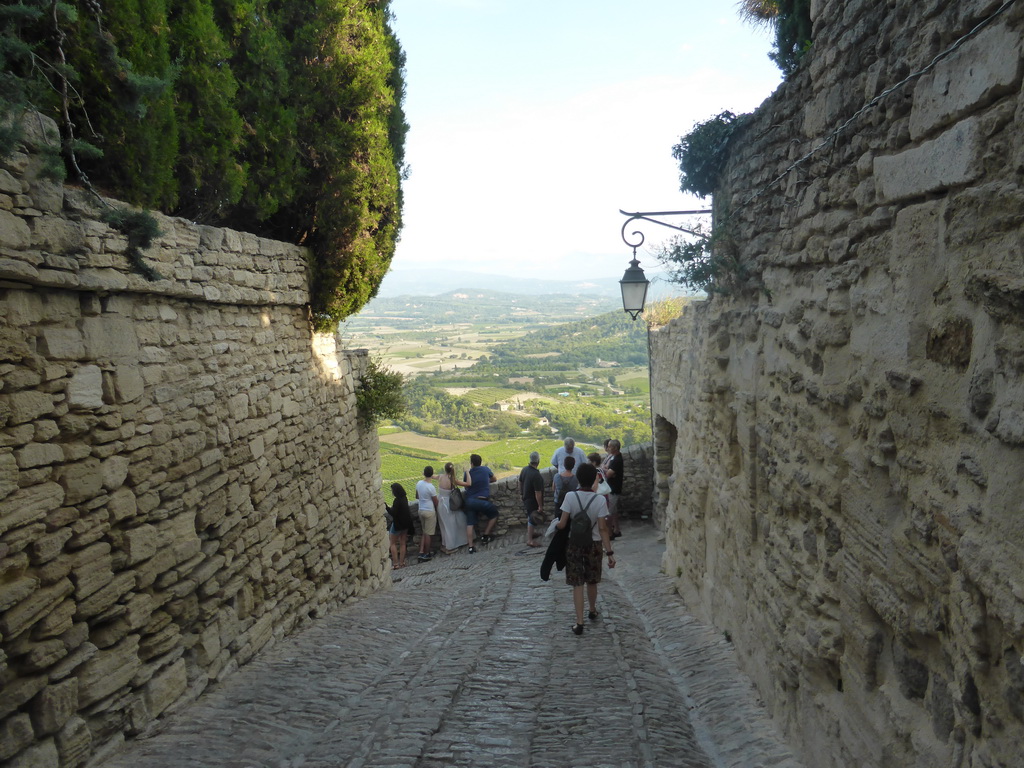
[3,738,58,768]
[47,642,96,682]
[74,572,134,620]
[0,209,31,249]
[37,328,85,361]
[0,578,73,639]
[0,713,34,760]
[6,391,54,425]
[100,455,129,491]
[113,365,145,403]
[56,459,103,505]
[111,524,158,566]
[69,543,113,600]
[0,575,39,612]
[28,678,77,735]
[143,658,187,718]
[106,487,137,523]
[31,216,84,254]
[29,529,72,565]
[80,316,140,361]
[14,442,64,469]
[910,22,1023,140]
[874,117,984,202]
[74,634,141,707]
[67,366,103,410]
[23,638,68,672]
[0,674,47,719]
[54,716,90,768]
[30,598,74,639]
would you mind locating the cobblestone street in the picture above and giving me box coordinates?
[103,523,803,768]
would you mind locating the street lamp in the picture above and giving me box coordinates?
[617,208,712,320]
[619,257,649,320]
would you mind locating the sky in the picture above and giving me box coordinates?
[387,0,782,284]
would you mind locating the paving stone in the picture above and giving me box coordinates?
[103,525,803,768]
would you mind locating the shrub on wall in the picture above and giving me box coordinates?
[357,356,406,427]
[672,111,744,199]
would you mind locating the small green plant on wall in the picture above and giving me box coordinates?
[672,111,744,199]
[657,212,757,297]
[356,356,406,428]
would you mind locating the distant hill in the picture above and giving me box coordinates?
[344,289,621,329]
[373,267,692,300]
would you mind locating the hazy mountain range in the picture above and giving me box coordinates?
[375,268,691,300]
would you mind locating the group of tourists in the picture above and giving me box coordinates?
[385,436,625,636]
[385,454,501,567]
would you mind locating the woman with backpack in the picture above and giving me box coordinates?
[386,483,414,569]
[555,462,615,635]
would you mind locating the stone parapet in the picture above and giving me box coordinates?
[652,2,1024,767]
[0,116,388,767]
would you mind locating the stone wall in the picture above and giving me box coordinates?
[0,116,389,767]
[652,1,1024,766]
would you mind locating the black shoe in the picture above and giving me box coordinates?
[480,535,492,544]
[572,623,584,636]
[588,611,599,621]
[468,547,476,554]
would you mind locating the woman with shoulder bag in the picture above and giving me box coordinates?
[437,462,470,553]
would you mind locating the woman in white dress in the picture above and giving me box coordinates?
[437,462,470,553]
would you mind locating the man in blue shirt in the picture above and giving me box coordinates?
[550,437,587,475]
[464,454,498,553]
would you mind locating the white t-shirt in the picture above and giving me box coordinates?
[416,479,437,512]
[559,490,608,541]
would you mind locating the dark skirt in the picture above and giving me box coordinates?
[565,540,602,586]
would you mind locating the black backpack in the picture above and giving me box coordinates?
[568,492,597,548]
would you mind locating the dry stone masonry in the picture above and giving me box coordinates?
[652,1,1024,767]
[0,115,388,767]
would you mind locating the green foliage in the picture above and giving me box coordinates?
[482,311,649,372]
[736,0,812,76]
[1,0,408,326]
[356,356,406,428]
[67,0,179,210]
[279,2,406,328]
[672,111,743,198]
[770,0,812,76]
[100,206,164,280]
[0,1,72,161]
[169,0,245,220]
[657,216,753,296]
[643,297,689,328]
[214,0,303,224]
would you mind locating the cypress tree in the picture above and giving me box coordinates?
[273,0,406,327]
[68,0,179,210]
[213,0,303,224]
[168,0,246,220]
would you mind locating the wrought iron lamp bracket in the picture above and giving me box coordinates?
[618,209,713,254]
